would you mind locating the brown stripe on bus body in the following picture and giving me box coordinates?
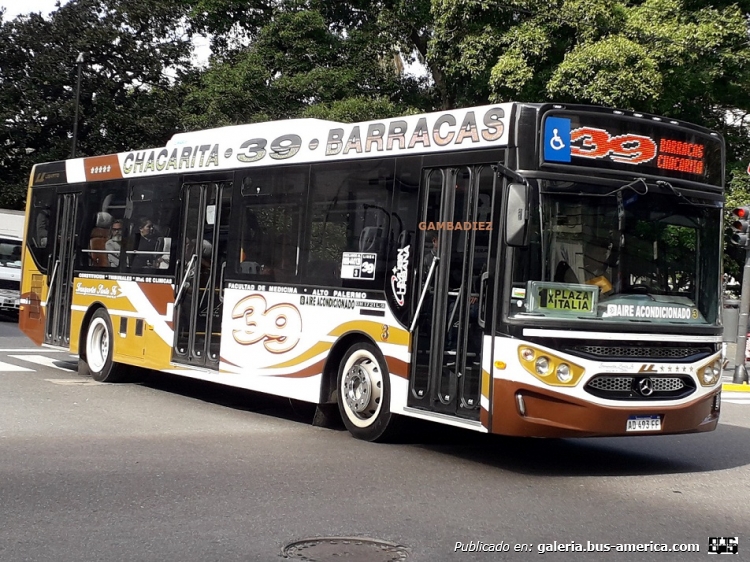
[384,356,409,378]
[277,358,327,379]
[138,282,174,316]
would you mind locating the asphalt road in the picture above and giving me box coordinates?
[1,317,748,562]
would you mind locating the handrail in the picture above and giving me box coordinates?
[409,256,438,333]
[174,254,198,307]
[218,262,227,303]
[478,271,489,328]
[44,259,60,306]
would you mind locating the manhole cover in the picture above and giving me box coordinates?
[281,537,409,561]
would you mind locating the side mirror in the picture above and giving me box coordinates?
[505,183,529,247]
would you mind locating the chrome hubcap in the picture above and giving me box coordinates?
[341,352,383,426]
[344,365,371,414]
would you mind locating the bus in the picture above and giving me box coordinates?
[19,103,725,440]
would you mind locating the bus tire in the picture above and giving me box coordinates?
[83,309,127,383]
[337,342,397,442]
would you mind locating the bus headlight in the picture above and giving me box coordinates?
[556,363,572,383]
[517,346,585,387]
[699,359,722,386]
[535,356,550,376]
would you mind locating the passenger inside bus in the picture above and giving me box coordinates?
[423,233,439,278]
[130,217,161,268]
[34,206,50,248]
[105,219,124,268]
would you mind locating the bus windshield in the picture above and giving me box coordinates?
[511,180,722,326]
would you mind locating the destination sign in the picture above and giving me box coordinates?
[541,111,723,187]
[527,282,598,317]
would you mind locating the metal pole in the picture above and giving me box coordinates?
[70,52,84,158]
[733,247,750,384]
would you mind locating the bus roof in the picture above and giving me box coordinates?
[31,104,513,187]
[29,101,723,189]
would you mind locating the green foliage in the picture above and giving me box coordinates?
[301,97,416,123]
[0,0,193,209]
[179,3,426,127]
[547,35,662,108]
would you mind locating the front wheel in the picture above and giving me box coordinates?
[81,309,127,382]
[337,342,397,442]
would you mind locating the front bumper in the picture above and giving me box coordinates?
[0,289,20,312]
[491,380,721,438]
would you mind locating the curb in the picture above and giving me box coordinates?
[722,383,750,392]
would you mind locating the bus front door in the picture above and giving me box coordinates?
[172,181,231,369]
[44,192,79,348]
[409,166,495,420]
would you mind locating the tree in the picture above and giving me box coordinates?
[0,0,194,209]
[180,2,426,128]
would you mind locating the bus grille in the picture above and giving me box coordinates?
[585,375,696,400]
[0,279,19,291]
[568,345,712,361]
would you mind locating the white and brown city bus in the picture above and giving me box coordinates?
[19,103,725,440]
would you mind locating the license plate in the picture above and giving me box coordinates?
[626,415,662,432]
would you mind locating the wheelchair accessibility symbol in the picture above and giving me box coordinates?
[549,129,565,151]
[543,117,571,162]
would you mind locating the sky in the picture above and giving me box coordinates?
[0,0,66,19]
[1,0,212,66]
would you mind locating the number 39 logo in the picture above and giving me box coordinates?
[571,126,657,164]
[231,294,302,353]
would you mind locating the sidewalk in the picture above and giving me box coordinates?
[723,342,750,392]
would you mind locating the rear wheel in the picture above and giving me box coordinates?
[82,309,127,382]
[337,342,397,442]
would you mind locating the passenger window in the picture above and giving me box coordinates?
[124,178,180,272]
[307,160,394,287]
[236,166,306,283]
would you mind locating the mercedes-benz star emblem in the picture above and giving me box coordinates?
[638,377,654,396]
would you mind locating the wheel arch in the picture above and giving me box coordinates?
[319,330,380,405]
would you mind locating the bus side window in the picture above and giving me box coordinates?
[307,159,394,287]
[236,166,306,283]
[239,209,264,274]
[125,178,180,273]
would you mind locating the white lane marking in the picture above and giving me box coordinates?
[0,348,66,353]
[8,354,77,371]
[45,379,103,386]
[723,392,750,405]
[0,360,33,372]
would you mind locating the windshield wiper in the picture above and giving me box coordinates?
[540,177,648,197]
[656,180,702,207]
[597,177,649,197]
